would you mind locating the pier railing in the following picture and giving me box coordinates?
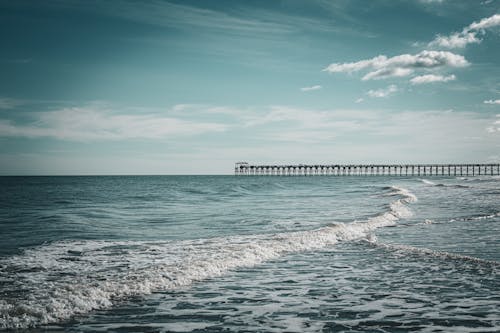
[234,163,500,176]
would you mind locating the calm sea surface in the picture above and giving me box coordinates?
[0,175,499,332]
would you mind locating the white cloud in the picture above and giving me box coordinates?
[469,14,500,30]
[429,14,500,48]
[324,50,468,81]
[300,85,322,92]
[0,107,227,141]
[430,32,481,48]
[484,99,500,104]
[355,98,364,103]
[367,85,398,98]
[362,67,414,81]
[410,74,456,85]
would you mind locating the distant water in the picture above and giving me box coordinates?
[0,175,499,332]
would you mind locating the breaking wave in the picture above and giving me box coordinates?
[420,179,469,188]
[0,186,416,329]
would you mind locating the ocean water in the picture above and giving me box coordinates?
[0,175,499,332]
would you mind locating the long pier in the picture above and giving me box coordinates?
[234,162,500,176]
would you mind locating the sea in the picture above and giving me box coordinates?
[0,175,499,332]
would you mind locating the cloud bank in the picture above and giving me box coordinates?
[1,103,498,172]
[367,85,398,98]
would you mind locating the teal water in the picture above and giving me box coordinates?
[0,176,499,332]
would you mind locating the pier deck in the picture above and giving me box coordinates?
[234,162,500,176]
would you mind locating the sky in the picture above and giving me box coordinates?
[0,0,499,175]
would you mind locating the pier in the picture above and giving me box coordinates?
[234,162,500,176]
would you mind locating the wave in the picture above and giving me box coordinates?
[364,239,500,268]
[456,175,500,182]
[449,212,500,223]
[420,179,469,188]
[408,212,499,227]
[420,179,437,186]
[0,186,416,329]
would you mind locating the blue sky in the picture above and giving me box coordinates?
[0,0,499,175]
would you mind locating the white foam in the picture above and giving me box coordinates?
[449,212,500,223]
[420,179,436,186]
[0,186,417,329]
[420,178,471,189]
[471,212,500,220]
[369,242,500,267]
